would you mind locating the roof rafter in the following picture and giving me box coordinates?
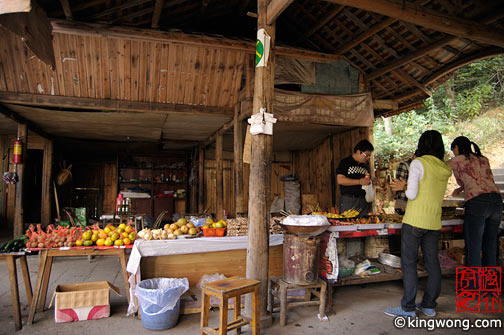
[325,0,504,48]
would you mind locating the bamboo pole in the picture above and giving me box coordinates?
[41,139,53,226]
[246,0,275,328]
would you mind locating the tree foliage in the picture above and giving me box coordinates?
[373,56,504,169]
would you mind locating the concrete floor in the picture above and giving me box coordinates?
[0,254,502,335]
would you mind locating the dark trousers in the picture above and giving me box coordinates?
[464,193,503,267]
[400,223,441,311]
[339,195,371,217]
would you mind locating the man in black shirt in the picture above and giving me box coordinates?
[336,139,374,216]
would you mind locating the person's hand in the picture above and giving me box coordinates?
[390,177,407,192]
[452,187,463,196]
[360,174,371,186]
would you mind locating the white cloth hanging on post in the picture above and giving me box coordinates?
[248,108,277,135]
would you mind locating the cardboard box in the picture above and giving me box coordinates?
[49,281,120,323]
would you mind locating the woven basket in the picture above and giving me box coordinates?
[56,164,72,186]
[364,236,390,259]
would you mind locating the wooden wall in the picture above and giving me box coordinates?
[203,159,292,217]
[294,127,371,211]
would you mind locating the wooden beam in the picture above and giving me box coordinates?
[233,103,244,215]
[13,123,27,237]
[0,0,30,14]
[246,0,274,324]
[190,148,197,214]
[89,0,151,19]
[325,0,504,48]
[366,8,504,81]
[59,0,73,20]
[0,92,233,117]
[151,0,165,28]
[394,47,504,102]
[267,0,293,25]
[50,19,341,63]
[373,99,398,110]
[0,104,52,139]
[296,5,344,43]
[198,146,204,214]
[41,139,53,226]
[0,3,55,69]
[215,133,223,220]
[394,68,432,97]
[335,17,396,55]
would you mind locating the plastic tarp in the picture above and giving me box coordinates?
[275,56,316,85]
[126,234,284,315]
[301,60,359,95]
[273,90,374,127]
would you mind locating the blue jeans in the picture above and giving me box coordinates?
[464,192,503,267]
[401,224,441,311]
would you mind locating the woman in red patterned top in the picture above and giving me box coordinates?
[448,136,503,267]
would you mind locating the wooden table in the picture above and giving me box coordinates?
[27,247,130,324]
[0,252,33,330]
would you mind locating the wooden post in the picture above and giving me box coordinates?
[246,0,275,327]
[41,139,53,226]
[198,146,204,214]
[13,124,27,237]
[216,133,224,220]
[233,102,244,215]
[190,148,197,213]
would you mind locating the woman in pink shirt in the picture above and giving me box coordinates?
[448,136,503,267]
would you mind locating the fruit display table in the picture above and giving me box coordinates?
[126,235,284,315]
[26,246,132,324]
[0,252,32,330]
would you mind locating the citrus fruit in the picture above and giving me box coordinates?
[111,232,120,241]
[128,232,136,241]
[122,237,131,245]
[75,240,83,246]
[104,227,111,234]
[96,238,105,246]
[125,225,133,233]
[118,223,126,230]
[122,232,129,238]
[82,231,92,240]
[114,239,124,246]
[91,233,99,242]
[104,238,113,246]
[83,240,93,247]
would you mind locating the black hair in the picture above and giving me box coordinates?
[353,139,374,153]
[415,130,445,160]
[450,136,483,160]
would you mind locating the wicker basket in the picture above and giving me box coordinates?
[364,236,390,259]
[56,164,72,186]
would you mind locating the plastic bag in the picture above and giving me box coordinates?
[196,273,227,306]
[282,215,329,227]
[362,183,375,203]
[135,278,189,316]
[270,196,285,213]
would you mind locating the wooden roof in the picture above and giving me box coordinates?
[1,0,503,149]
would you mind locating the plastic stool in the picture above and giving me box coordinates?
[201,276,260,335]
[268,276,327,326]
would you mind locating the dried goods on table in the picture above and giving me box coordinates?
[226,216,284,236]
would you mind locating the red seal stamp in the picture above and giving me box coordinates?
[456,267,501,313]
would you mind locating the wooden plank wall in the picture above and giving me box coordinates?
[0,135,14,227]
[0,27,247,109]
[293,127,371,211]
[102,162,117,214]
[203,160,292,217]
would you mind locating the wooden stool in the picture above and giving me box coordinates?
[268,277,326,326]
[200,276,260,335]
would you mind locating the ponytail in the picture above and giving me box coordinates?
[471,142,483,157]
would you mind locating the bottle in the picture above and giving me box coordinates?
[116,194,124,212]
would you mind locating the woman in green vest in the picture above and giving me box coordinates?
[386,130,452,318]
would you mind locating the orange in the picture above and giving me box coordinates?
[82,231,92,240]
[128,232,136,241]
[91,233,99,242]
[122,232,129,238]
[125,226,133,233]
[96,238,105,246]
[110,232,120,242]
[114,239,124,246]
[104,238,113,246]
[118,223,126,230]
[104,227,111,234]
[75,240,83,246]
[122,237,131,245]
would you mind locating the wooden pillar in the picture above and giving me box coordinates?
[233,102,244,215]
[216,133,224,220]
[246,0,275,326]
[198,146,204,214]
[190,149,197,213]
[41,139,53,226]
[13,124,27,237]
